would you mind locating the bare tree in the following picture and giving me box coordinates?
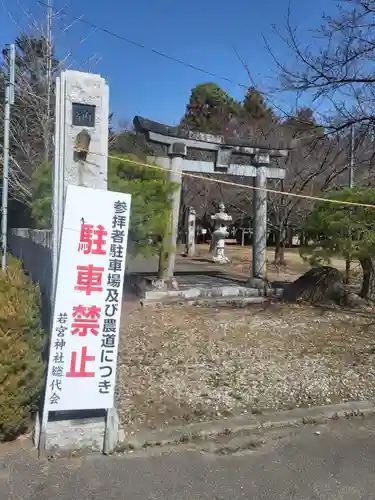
[268,131,351,264]
[181,175,243,245]
[0,1,101,207]
[270,0,375,133]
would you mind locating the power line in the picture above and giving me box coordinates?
[36,2,330,124]
[37,1,249,89]
[8,0,335,129]
[8,2,365,209]
[84,150,375,209]
[2,0,102,73]
[9,75,369,208]
[13,80,370,209]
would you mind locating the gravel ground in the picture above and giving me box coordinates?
[190,244,362,283]
[116,302,375,433]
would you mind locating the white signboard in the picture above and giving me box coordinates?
[44,185,131,411]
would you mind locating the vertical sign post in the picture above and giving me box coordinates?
[40,185,131,454]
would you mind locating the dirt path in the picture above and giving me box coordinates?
[187,244,361,283]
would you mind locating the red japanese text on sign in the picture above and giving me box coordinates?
[71,305,101,337]
[66,346,95,378]
[78,224,108,255]
[75,265,105,295]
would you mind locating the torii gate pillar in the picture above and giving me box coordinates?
[133,116,290,285]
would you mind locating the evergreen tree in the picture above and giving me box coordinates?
[301,187,375,300]
[30,156,177,261]
[242,87,273,120]
[285,107,324,137]
[180,83,242,135]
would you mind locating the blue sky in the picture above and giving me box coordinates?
[0,0,338,127]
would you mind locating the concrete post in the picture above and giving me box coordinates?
[40,70,116,456]
[52,70,109,298]
[62,70,109,191]
[186,207,196,257]
[167,143,186,279]
[251,153,270,282]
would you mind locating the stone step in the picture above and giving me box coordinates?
[141,286,284,306]
[143,285,283,302]
[141,295,272,307]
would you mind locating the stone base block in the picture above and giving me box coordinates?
[212,256,231,264]
[246,277,269,290]
[33,408,121,455]
[135,274,284,306]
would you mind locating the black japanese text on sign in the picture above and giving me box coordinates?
[49,312,68,405]
[99,200,128,395]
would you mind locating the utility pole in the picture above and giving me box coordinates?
[345,124,355,284]
[1,44,15,271]
[349,124,355,188]
[45,0,53,165]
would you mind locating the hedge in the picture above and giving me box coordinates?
[0,256,46,441]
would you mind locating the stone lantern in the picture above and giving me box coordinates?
[211,203,232,264]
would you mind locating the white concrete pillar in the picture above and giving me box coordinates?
[62,70,109,190]
[252,153,269,281]
[52,70,109,297]
[166,143,186,279]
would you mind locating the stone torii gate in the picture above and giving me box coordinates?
[133,116,290,285]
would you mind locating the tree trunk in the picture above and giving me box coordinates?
[301,232,309,246]
[158,247,168,280]
[274,229,286,266]
[359,257,375,300]
[209,232,215,253]
[344,259,351,285]
[158,213,172,280]
[287,227,293,248]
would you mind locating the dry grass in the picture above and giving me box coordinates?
[117,302,375,434]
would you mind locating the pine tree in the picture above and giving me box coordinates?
[181,83,242,135]
[242,87,273,120]
[301,187,375,300]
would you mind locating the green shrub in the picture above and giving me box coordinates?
[31,156,177,259]
[0,255,46,441]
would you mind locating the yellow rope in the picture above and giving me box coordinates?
[85,150,375,209]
